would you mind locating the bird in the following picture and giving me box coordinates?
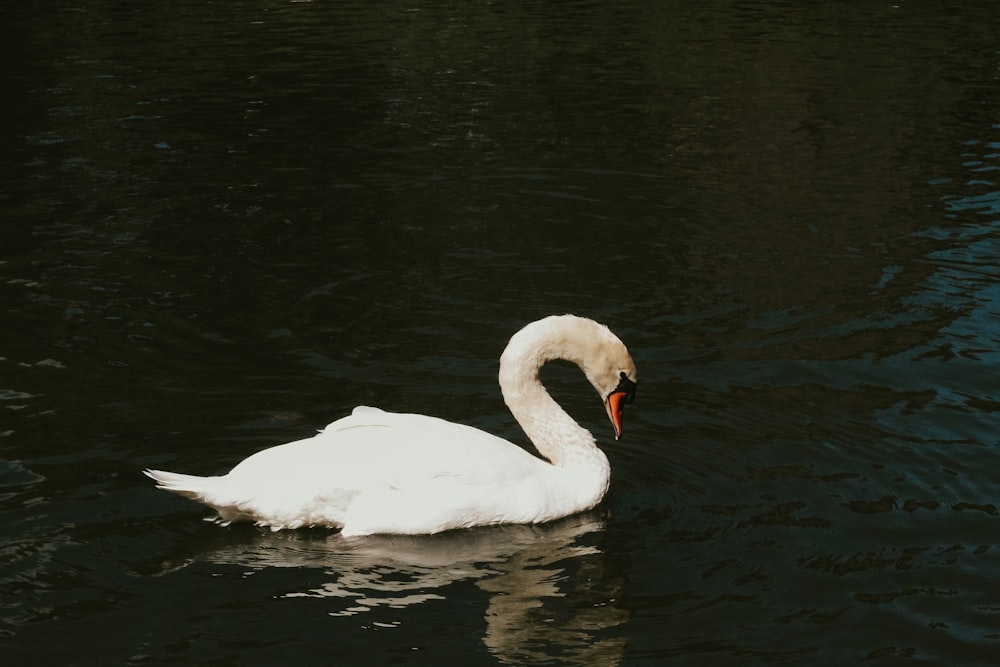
[144,314,637,537]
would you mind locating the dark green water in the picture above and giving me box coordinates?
[2,1,999,664]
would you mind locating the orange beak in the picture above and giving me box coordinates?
[604,391,630,440]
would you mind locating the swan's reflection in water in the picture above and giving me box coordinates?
[176,514,627,665]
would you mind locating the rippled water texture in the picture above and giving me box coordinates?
[2,1,1000,664]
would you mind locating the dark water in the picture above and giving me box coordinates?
[3,1,1000,664]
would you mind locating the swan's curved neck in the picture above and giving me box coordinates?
[497,318,608,471]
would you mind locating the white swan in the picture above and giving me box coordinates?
[144,314,637,537]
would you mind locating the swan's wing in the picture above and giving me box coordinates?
[226,406,543,492]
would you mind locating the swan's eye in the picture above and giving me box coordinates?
[614,371,636,404]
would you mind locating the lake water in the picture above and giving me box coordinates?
[3,1,999,664]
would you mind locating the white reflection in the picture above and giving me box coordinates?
[170,513,627,665]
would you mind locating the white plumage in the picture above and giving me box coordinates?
[145,315,637,537]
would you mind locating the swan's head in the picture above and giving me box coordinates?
[501,314,638,440]
[576,322,637,441]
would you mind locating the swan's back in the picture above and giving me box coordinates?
[233,406,546,490]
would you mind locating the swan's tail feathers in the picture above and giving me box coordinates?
[144,468,221,503]
[145,468,256,525]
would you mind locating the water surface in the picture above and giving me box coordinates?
[2,1,999,664]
